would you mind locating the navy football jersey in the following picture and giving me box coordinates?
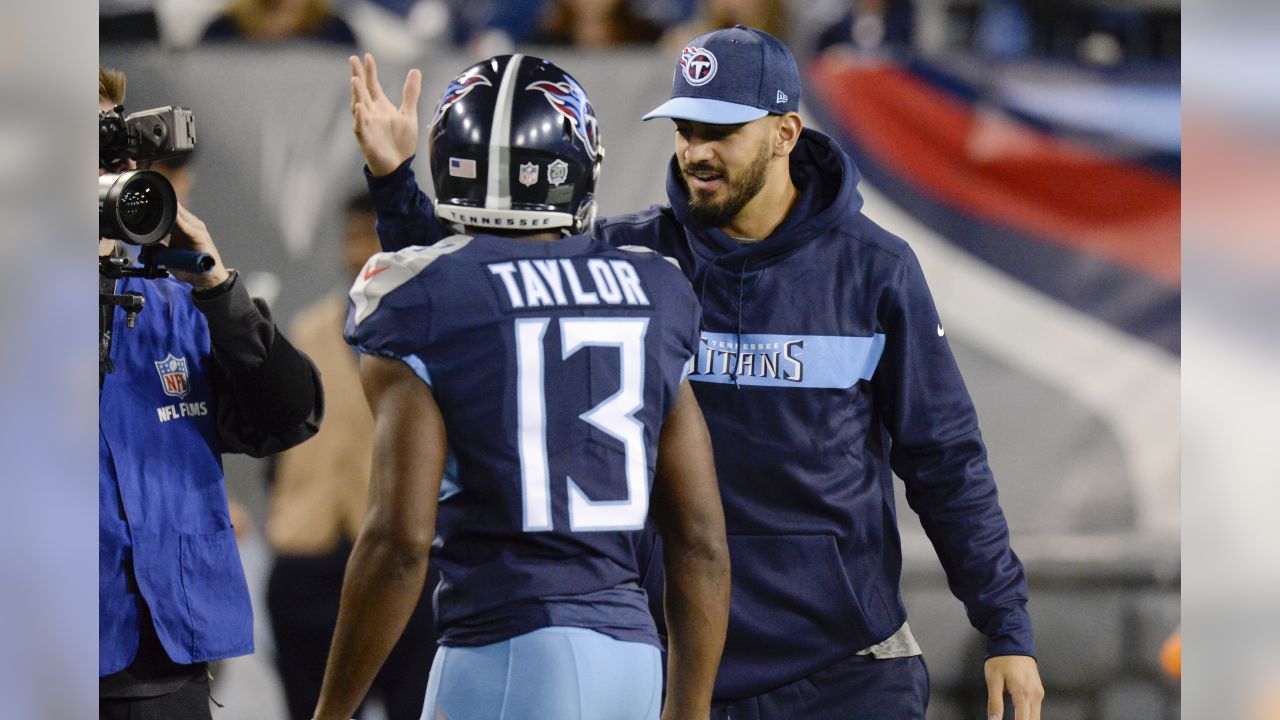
[345,233,701,648]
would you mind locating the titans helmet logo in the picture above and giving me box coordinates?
[525,79,601,161]
[432,71,493,127]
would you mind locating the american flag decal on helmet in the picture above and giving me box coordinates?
[432,72,493,127]
[525,79,601,160]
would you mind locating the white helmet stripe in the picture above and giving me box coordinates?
[486,54,524,211]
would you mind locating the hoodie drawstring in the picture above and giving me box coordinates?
[696,260,714,385]
[697,260,713,319]
[699,256,756,390]
[730,260,748,388]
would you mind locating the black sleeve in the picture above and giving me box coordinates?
[192,270,324,458]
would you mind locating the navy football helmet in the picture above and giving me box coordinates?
[429,55,605,235]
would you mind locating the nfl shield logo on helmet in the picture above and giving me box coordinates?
[518,162,539,187]
[679,46,717,86]
[547,159,569,186]
[154,353,190,398]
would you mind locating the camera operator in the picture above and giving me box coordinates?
[98,66,324,720]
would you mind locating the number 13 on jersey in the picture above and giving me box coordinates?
[515,316,650,533]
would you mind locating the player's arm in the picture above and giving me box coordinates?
[874,250,1042,719]
[349,53,449,252]
[312,354,445,720]
[649,380,730,720]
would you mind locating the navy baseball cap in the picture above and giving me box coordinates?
[643,24,801,125]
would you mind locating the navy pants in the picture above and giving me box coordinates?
[712,653,929,720]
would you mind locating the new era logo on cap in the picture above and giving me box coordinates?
[644,25,801,125]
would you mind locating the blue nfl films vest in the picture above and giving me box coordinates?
[99,276,253,676]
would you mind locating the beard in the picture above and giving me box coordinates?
[680,139,771,230]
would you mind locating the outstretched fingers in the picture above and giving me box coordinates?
[364,53,388,102]
[350,58,374,116]
[349,56,368,109]
[401,68,422,118]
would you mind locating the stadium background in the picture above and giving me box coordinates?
[102,1,1181,718]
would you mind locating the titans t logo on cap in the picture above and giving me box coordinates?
[643,25,801,125]
[680,46,718,86]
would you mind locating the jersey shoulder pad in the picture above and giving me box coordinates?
[615,244,682,271]
[349,235,473,327]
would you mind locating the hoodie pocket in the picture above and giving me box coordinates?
[721,534,876,684]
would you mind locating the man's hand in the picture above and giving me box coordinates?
[167,204,230,290]
[985,655,1044,720]
[350,53,422,177]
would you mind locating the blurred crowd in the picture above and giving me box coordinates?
[101,0,1179,67]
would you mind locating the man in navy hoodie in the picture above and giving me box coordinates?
[347,27,1044,718]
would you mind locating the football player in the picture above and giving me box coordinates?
[312,55,730,720]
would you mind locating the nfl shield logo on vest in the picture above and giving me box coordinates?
[155,353,190,398]
[519,162,539,187]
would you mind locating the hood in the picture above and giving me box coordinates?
[665,127,865,270]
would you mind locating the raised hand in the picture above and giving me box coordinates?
[350,53,423,177]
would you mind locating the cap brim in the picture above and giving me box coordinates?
[641,97,769,124]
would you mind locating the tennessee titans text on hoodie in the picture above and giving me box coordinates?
[363,127,1034,700]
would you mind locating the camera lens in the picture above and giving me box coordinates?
[118,180,164,233]
[99,170,177,245]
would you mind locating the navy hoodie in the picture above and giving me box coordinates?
[364,128,1034,700]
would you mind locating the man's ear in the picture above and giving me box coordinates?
[774,112,803,157]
